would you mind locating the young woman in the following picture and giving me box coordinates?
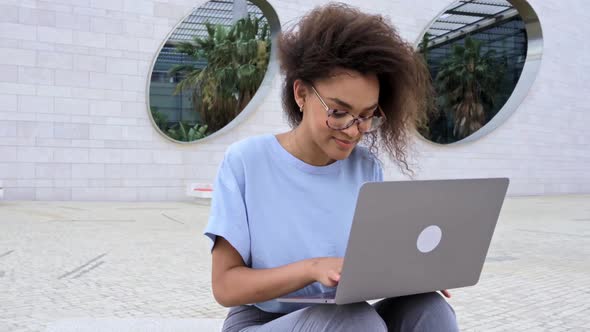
[204,4,459,331]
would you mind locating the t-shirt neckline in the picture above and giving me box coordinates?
[268,134,343,175]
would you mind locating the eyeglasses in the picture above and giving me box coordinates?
[311,86,386,133]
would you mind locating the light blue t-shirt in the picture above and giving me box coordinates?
[204,134,383,313]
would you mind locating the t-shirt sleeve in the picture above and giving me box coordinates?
[203,150,251,266]
[373,158,384,182]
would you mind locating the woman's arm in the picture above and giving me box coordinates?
[211,236,341,307]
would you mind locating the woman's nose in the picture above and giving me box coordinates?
[340,120,361,138]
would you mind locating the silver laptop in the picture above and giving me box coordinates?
[277,178,509,305]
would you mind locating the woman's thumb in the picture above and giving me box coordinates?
[329,271,340,282]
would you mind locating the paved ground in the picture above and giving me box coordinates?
[0,195,589,331]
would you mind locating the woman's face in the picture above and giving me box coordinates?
[295,69,380,163]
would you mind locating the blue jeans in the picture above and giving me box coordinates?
[222,292,459,332]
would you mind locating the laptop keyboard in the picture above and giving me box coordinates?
[307,291,337,299]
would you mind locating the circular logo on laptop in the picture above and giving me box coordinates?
[417,225,442,253]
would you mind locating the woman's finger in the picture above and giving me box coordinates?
[440,289,451,298]
[329,271,340,282]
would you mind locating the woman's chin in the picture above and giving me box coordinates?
[327,144,356,160]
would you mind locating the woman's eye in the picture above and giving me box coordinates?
[331,110,349,118]
[359,111,376,119]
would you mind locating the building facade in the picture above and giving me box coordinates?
[0,0,588,201]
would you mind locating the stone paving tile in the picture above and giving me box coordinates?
[0,196,589,331]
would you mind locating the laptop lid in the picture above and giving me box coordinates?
[334,178,509,304]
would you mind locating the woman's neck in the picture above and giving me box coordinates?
[277,128,336,166]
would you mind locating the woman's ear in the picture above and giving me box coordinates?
[293,79,307,110]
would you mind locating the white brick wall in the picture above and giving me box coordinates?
[0,0,588,201]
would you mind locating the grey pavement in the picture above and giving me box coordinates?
[0,195,589,331]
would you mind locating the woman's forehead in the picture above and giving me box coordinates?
[316,72,379,100]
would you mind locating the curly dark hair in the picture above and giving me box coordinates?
[277,3,433,173]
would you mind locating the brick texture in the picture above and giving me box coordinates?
[0,0,588,201]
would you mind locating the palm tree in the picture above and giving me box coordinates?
[434,36,507,140]
[169,15,271,133]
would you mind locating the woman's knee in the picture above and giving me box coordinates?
[421,293,456,316]
[304,302,387,332]
[413,293,458,330]
[376,293,458,332]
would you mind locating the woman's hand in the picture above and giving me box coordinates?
[306,257,343,287]
[305,256,452,298]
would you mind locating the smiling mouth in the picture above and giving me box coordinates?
[333,137,356,148]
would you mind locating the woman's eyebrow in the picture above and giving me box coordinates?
[327,97,378,111]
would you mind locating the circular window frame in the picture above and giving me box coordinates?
[145,0,281,145]
[414,0,543,146]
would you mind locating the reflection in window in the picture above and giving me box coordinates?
[149,0,271,142]
[417,0,526,144]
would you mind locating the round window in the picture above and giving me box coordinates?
[148,0,277,143]
[416,0,542,144]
